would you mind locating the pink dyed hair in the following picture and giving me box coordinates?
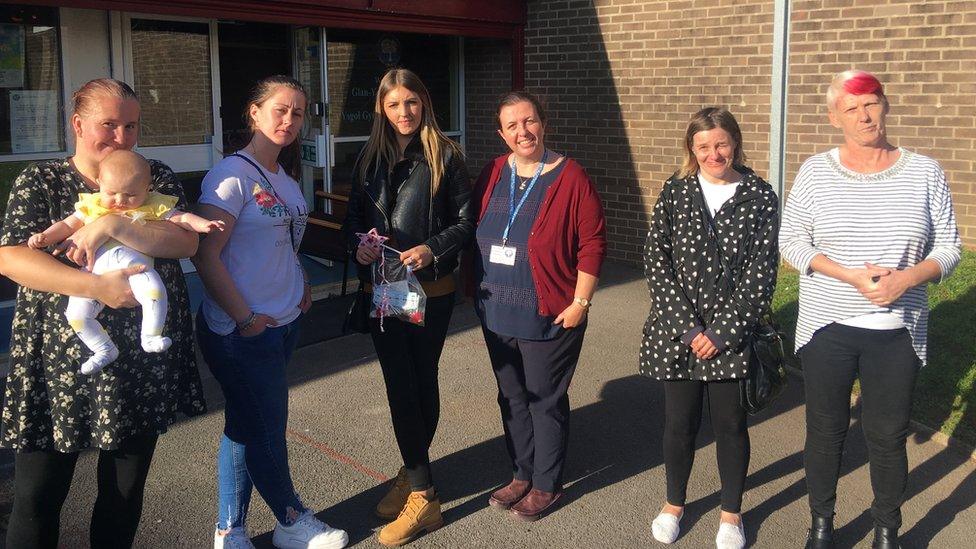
[826,70,888,111]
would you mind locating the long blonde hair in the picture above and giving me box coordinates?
[358,68,461,194]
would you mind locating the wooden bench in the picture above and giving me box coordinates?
[300,190,351,296]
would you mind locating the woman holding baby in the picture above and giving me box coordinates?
[0,78,206,548]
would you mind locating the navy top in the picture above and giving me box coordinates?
[475,159,566,340]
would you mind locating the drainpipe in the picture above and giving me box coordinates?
[769,0,791,202]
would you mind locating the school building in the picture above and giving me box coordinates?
[0,0,974,340]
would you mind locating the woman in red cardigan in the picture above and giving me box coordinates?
[471,91,606,521]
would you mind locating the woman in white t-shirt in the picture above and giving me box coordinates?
[193,75,348,549]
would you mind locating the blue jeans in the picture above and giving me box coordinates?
[197,315,305,529]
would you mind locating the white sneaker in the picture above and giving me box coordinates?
[272,510,349,549]
[213,527,256,549]
[715,520,746,549]
[652,510,683,544]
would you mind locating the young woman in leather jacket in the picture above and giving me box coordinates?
[345,68,474,546]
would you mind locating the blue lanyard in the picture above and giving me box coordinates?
[503,149,547,246]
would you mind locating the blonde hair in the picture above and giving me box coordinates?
[98,149,151,190]
[358,68,462,194]
[826,69,888,112]
[72,78,138,118]
[677,107,747,179]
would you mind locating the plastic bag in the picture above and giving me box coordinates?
[371,246,427,330]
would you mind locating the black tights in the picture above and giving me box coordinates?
[5,433,158,549]
[371,293,454,491]
[663,379,750,513]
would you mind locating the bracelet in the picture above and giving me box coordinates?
[237,312,257,331]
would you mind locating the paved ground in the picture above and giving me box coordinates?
[1,263,974,548]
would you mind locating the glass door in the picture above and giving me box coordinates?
[292,26,352,297]
[325,30,463,206]
[292,26,331,214]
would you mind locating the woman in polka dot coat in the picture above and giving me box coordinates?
[640,108,779,549]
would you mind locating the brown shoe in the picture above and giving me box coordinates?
[375,467,411,520]
[488,479,531,510]
[509,488,562,522]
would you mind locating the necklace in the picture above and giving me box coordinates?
[514,150,547,191]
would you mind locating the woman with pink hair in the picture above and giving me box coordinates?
[780,70,961,549]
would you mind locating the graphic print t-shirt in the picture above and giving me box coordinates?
[198,151,309,335]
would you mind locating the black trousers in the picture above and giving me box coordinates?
[801,323,920,529]
[370,293,454,491]
[5,433,159,549]
[482,324,585,493]
[662,379,750,513]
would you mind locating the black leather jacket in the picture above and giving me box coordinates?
[346,135,475,282]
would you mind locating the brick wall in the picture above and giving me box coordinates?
[787,0,976,245]
[479,0,976,264]
[463,38,513,173]
[514,0,777,263]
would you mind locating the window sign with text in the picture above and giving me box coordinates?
[9,90,59,153]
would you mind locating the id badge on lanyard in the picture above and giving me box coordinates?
[489,244,517,266]
[493,151,547,267]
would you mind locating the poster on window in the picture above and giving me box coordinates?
[0,24,25,88]
[9,90,60,153]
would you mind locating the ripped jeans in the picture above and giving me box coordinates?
[197,314,306,530]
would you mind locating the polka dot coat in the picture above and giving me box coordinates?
[639,170,780,381]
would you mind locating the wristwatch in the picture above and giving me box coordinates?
[573,297,592,309]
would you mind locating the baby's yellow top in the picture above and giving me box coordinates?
[75,191,178,226]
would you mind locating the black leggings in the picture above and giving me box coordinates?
[5,433,158,549]
[663,379,750,513]
[370,293,454,491]
[801,324,919,529]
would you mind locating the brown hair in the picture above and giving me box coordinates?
[358,68,461,194]
[241,75,307,181]
[678,107,747,179]
[495,90,547,129]
[72,78,138,118]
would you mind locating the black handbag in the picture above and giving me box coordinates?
[696,186,787,415]
[343,282,371,334]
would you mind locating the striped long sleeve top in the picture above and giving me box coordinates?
[779,148,962,364]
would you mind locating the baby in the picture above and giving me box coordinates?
[29,150,224,375]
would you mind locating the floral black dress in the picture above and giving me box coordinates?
[0,159,206,452]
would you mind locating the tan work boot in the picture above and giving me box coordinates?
[377,490,443,546]
[375,467,411,520]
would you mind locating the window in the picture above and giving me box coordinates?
[326,30,460,138]
[129,18,214,147]
[0,5,64,156]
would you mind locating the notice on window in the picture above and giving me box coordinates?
[0,24,25,88]
[9,90,60,153]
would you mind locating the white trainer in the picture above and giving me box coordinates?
[651,510,683,544]
[213,527,256,549]
[272,510,349,549]
[715,520,747,549]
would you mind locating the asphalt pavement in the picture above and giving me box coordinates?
[0,262,973,548]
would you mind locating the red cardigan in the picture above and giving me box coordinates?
[472,155,607,316]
